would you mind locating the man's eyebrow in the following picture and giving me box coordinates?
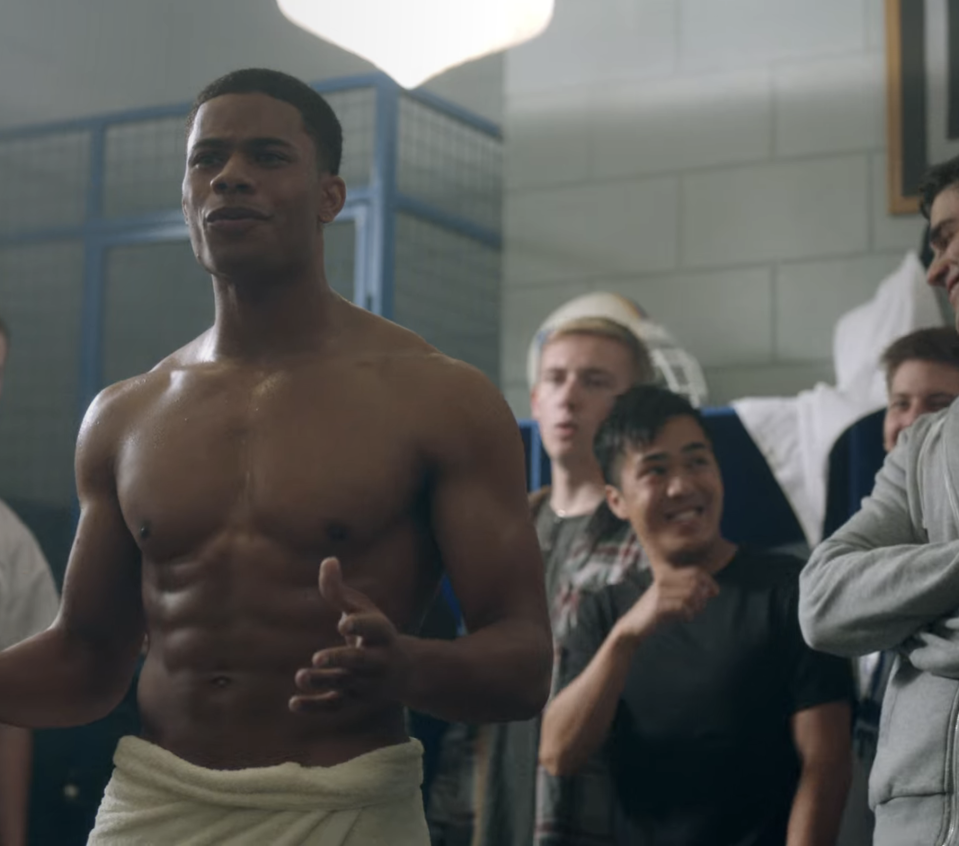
[190,137,296,151]
[930,218,954,248]
[639,451,668,464]
[639,442,709,464]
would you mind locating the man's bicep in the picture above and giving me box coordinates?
[789,589,856,712]
[427,379,547,633]
[57,396,145,650]
[790,701,852,765]
[798,434,958,652]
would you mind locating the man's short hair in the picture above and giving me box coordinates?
[594,384,705,486]
[0,314,9,345]
[881,326,959,386]
[919,154,959,219]
[541,316,655,385]
[186,68,343,176]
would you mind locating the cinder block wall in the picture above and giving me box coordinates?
[500,0,924,415]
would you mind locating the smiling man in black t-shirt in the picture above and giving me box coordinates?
[539,385,854,846]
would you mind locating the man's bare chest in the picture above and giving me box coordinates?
[113,374,425,559]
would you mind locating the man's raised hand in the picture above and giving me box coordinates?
[613,566,719,648]
[289,557,410,713]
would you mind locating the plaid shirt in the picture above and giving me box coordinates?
[429,489,645,846]
[531,488,646,846]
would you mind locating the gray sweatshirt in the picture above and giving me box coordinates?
[799,404,959,846]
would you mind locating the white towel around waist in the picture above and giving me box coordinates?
[88,735,428,846]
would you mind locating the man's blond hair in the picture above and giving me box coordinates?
[540,316,655,385]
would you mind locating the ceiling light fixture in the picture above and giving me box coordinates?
[277,0,555,89]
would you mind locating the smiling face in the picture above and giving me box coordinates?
[181,92,345,281]
[883,358,959,451]
[605,414,724,567]
[928,185,959,328]
[530,333,638,468]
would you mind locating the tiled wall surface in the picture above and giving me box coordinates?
[501,0,924,415]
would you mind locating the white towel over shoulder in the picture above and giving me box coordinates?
[733,251,943,547]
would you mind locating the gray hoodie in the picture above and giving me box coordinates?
[799,404,959,846]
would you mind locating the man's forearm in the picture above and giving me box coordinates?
[0,726,30,846]
[799,429,959,656]
[539,631,634,777]
[786,760,852,846]
[399,618,552,723]
[0,626,138,728]
[799,537,959,656]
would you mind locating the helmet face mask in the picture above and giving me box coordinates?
[528,292,709,408]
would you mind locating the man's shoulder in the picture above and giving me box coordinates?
[726,546,805,589]
[84,369,169,429]
[86,328,223,430]
[355,311,492,392]
[77,369,174,473]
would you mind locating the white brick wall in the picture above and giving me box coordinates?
[774,254,906,360]
[506,177,680,285]
[501,0,925,410]
[679,0,867,71]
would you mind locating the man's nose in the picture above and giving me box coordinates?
[212,154,254,194]
[927,255,946,288]
[666,470,694,498]
[559,377,584,407]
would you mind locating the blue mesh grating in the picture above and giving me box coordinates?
[0,132,90,236]
[398,96,501,232]
[0,241,85,505]
[393,213,500,384]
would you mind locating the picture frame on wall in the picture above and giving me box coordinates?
[885,0,959,214]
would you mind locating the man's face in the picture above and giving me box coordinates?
[530,334,637,466]
[928,185,959,328]
[606,415,724,566]
[883,358,959,451]
[182,93,345,279]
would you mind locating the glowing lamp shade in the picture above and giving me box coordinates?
[277,0,555,89]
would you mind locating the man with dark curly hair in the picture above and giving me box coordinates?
[801,153,959,846]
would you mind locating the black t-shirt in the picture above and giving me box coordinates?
[557,547,854,846]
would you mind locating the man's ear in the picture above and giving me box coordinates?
[317,174,347,225]
[530,383,541,421]
[605,484,629,520]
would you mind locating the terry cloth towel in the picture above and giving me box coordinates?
[87,736,429,846]
[732,251,943,548]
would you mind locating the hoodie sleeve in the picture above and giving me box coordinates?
[799,414,959,657]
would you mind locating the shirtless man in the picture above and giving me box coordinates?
[0,68,551,844]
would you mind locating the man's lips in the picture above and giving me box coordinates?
[205,207,269,223]
[665,506,704,523]
[947,273,959,298]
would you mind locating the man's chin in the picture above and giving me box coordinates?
[542,436,580,461]
[663,537,716,567]
[200,249,275,280]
